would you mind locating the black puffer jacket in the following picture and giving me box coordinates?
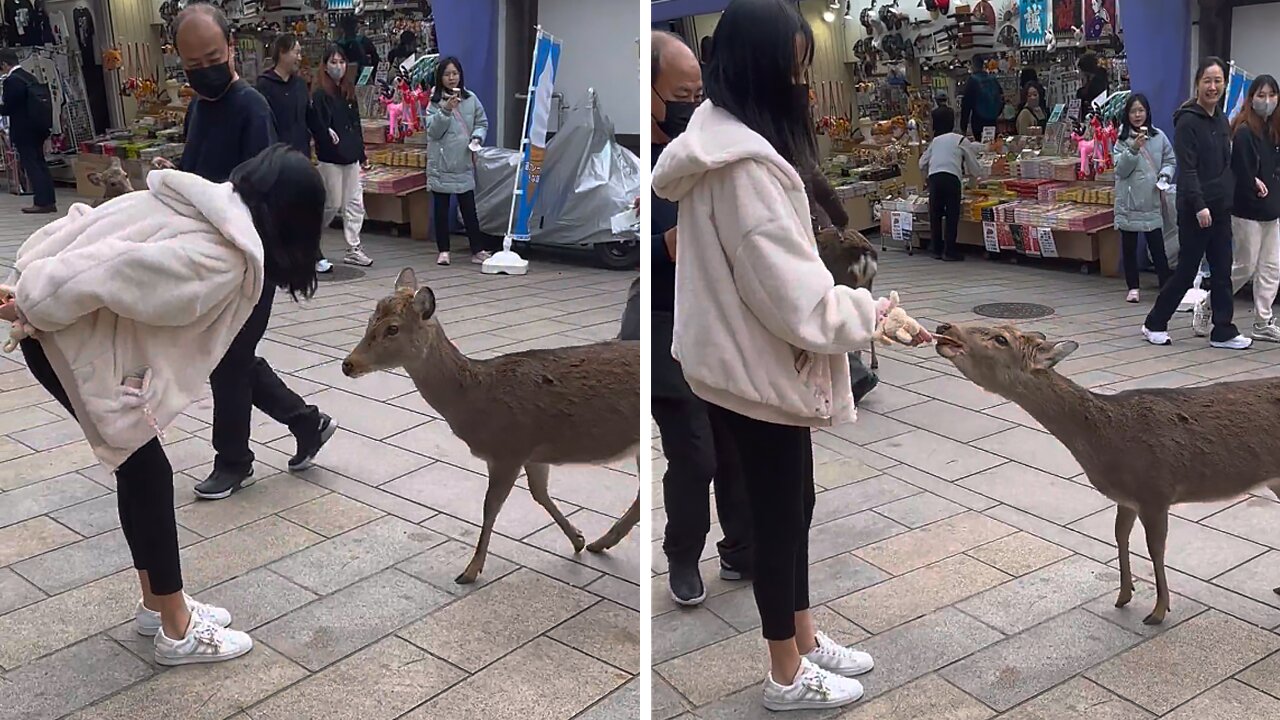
[1231,124,1280,222]
[1174,100,1235,214]
[307,88,365,166]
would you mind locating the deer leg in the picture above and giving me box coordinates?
[525,462,585,552]
[457,461,520,585]
[1138,506,1171,625]
[1115,505,1138,608]
[587,489,640,553]
[869,343,879,370]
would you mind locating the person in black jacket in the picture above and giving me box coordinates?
[650,30,752,607]
[336,14,379,83]
[1143,57,1252,349]
[1077,52,1109,121]
[256,34,311,157]
[308,44,372,268]
[386,31,417,76]
[0,49,56,213]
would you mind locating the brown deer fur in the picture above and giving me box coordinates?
[87,157,135,206]
[934,321,1280,625]
[817,226,880,369]
[342,268,641,584]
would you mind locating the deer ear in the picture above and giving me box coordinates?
[1025,330,1047,341]
[1033,340,1078,369]
[395,267,418,291]
[412,286,436,320]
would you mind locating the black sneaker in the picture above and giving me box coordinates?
[669,561,706,606]
[288,413,338,472]
[852,372,880,405]
[719,560,752,582]
[194,467,255,500]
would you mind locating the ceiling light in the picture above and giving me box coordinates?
[823,9,836,22]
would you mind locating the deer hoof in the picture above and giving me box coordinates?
[454,571,479,585]
[1142,609,1166,626]
[570,532,586,553]
[585,538,610,554]
[1273,586,1280,595]
[1115,585,1134,608]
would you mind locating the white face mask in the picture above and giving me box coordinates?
[326,64,345,81]
[1254,97,1278,119]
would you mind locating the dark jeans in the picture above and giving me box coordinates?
[20,338,183,594]
[432,190,486,254]
[15,139,55,207]
[706,403,814,640]
[1145,204,1239,342]
[1121,229,1172,290]
[210,284,318,474]
[928,172,962,258]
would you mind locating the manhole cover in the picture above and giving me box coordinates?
[317,266,366,282]
[973,302,1055,319]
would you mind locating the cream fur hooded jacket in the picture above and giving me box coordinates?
[651,101,879,427]
[8,169,265,470]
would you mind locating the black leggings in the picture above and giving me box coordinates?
[706,403,815,641]
[432,190,486,254]
[20,338,182,595]
[1121,229,1171,290]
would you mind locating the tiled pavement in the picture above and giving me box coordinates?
[0,192,640,720]
[652,249,1280,719]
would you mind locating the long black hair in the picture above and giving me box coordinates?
[1118,93,1160,140]
[703,0,817,168]
[431,56,471,103]
[229,144,324,301]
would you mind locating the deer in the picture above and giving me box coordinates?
[86,156,135,206]
[342,268,641,584]
[817,226,881,371]
[933,321,1280,626]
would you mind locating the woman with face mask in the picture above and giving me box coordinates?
[307,44,373,270]
[426,56,491,266]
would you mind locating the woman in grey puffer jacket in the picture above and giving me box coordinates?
[1113,93,1175,302]
[426,56,491,266]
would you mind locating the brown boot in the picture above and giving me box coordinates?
[22,205,55,214]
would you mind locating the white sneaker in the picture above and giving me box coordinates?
[1211,334,1253,350]
[437,252,451,266]
[135,594,232,637]
[762,658,864,712]
[316,258,333,274]
[1192,296,1211,337]
[153,615,253,666]
[803,631,875,677]
[471,251,492,265]
[1253,320,1280,343]
[1142,326,1171,346]
[1126,289,1140,303]
[344,248,373,267]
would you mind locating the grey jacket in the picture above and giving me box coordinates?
[425,91,488,194]
[1113,128,1175,232]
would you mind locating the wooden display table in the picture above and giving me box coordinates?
[911,217,1121,270]
[363,186,431,242]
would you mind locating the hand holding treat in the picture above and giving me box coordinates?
[874,291,932,346]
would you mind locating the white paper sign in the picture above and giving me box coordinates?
[981,126,996,143]
[899,212,913,233]
[982,221,999,252]
[1038,227,1059,258]
[890,212,904,242]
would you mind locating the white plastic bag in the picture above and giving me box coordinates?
[1177,272,1208,313]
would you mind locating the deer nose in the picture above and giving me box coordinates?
[936,323,952,335]
[341,360,355,377]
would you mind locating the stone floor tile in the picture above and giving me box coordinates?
[533,462,638,518]
[256,568,451,671]
[12,528,133,594]
[1071,507,1267,581]
[905,374,1007,411]
[398,568,596,672]
[524,508,639,581]
[0,515,79,566]
[652,606,737,665]
[856,607,1004,700]
[888,399,1015,443]
[0,473,105,528]
[1238,649,1280,699]
[855,383,931,414]
[0,438,97,491]
[997,677,1154,720]
[1086,610,1280,714]
[1202,496,1280,550]
[402,637,628,720]
[0,567,43,614]
[280,428,432,486]
[302,387,429,440]
[829,555,1010,634]
[305,465,435,523]
[269,515,446,594]
[0,637,152,720]
[983,505,1116,564]
[651,676,690,720]
[866,430,1006,482]
[585,573,640,611]
[247,637,464,720]
[809,475,922,526]
[0,569,136,668]
[839,674,996,720]
[194,568,318,631]
[48,494,126,538]
[179,516,323,593]
[575,678,639,720]
[941,609,1142,711]
[174,471,326,537]
[955,556,1119,635]
[1082,580,1207,638]
[812,456,885,489]
[547,600,639,673]
[396,538,520,595]
[958,463,1109,525]
[972,427,1083,478]
[383,462,562,539]
[875,492,966,528]
[278,492,385,537]
[810,511,908,563]
[655,630,765,707]
[294,358,420,400]
[855,511,1016,575]
[1163,680,1280,720]
[966,532,1072,576]
[825,410,915,446]
[883,465,1000,512]
[384,419,489,474]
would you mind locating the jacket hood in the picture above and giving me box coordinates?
[258,69,287,84]
[651,100,805,204]
[145,169,265,292]
[1174,99,1220,123]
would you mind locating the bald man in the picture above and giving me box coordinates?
[650,31,753,607]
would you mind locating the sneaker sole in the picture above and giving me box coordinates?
[1210,341,1253,349]
[289,417,340,472]
[154,642,253,666]
[193,472,255,500]
[719,568,746,582]
[343,257,373,267]
[763,691,863,711]
[669,586,707,607]
[136,617,232,637]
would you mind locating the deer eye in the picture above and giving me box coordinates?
[993,335,1009,347]
[385,325,399,337]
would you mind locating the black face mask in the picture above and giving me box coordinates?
[653,87,697,140]
[187,60,233,100]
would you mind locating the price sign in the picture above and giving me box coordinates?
[981,126,996,143]
[1038,227,1059,258]
[899,212,913,233]
[1067,98,1082,120]
[982,221,999,252]
[890,212,904,242]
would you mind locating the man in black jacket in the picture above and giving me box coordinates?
[651,30,752,607]
[0,49,56,213]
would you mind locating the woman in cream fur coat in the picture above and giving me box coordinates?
[0,144,326,667]
[652,0,930,712]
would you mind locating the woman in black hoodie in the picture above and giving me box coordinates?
[307,44,373,269]
[255,34,311,156]
[1143,57,1252,349]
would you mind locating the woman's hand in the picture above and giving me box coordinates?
[151,157,175,170]
[444,93,461,112]
[0,300,18,323]
[328,128,340,145]
[1133,133,1147,150]
[1197,208,1212,228]
[1257,177,1270,199]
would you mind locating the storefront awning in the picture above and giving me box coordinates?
[650,0,731,23]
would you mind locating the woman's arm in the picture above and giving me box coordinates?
[306,91,331,138]
[1016,109,1035,135]
[426,101,452,140]
[1175,115,1207,212]
[1232,126,1261,182]
[1113,139,1139,178]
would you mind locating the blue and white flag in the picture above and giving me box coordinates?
[508,28,562,242]
[1225,63,1251,121]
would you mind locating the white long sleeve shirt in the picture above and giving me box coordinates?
[920,132,981,180]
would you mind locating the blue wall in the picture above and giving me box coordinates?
[1117,0,1192,137]
[431,0,500,147]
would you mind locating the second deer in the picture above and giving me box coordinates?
[87,157,135,206]
[343,268,640,584]
[935,321,1280,625]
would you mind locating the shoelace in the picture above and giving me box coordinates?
[192,621,224,648]
[801,667,835,698]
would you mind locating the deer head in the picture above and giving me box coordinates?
[87,157,134,199]
[342,267,441,378]
[934,322,1078,394]
[817,227,879,290]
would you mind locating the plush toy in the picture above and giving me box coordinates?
[396,78,420,133]
[380,85,407,142]
[874,291,929,346]
[1072,125,1097,179]
[0,286,35,353]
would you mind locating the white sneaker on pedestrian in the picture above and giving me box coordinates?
[1211,334,1253,350]
[1142,326,1171,346]
[1192,296,1211,337]
[153,615,253,666]
[135,594,232,637]
[471,250,492,265]
[344,248,373,267]
[803,631,875,677]
[437,251,451,266]
[762,658,864,711]
[316,258,333,274]
[1126,289,1140,303]
[1253,320,1280,343]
